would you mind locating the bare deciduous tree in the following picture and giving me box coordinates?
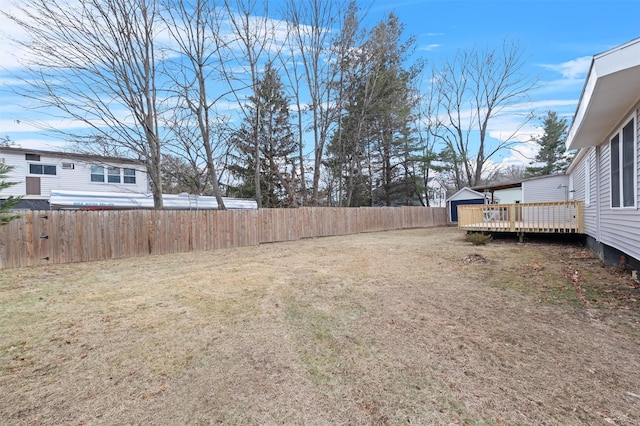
[4,0,166,207]
[218,0,283,208]
[284,0,349,205]
[279,20,308,204]
[428,40,537,189]
[162,0,227,208]
[414,73,442,207]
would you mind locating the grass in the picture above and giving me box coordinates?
[1,227,640,425]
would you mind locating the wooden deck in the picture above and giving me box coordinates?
[457,201,584,234]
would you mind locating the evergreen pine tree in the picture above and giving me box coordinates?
[229,63,298,207]
[525,111,572,178]
[0,163,21,225]
[325,13,420,207]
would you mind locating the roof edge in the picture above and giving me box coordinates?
[566,37,640,151]
[445,186,486,202]
[0,146,143,165]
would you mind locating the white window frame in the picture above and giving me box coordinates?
[28,163,57,176]
[609,114,637,209]
[123,168,136,184]
[91,164,137,185]
[107,167,121,183]
[91,165,105,182]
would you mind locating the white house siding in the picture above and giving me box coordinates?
[585,147,598,237]
[594,107,640,262]
[521,175,572,224]
[1,153,28,196]
[0,149,148,199]
[493,188,521,204]
[563,39,640,268]
[521,174,571,203]
[571,147,599,238]
[59,161,148,195]
[570,159,584,201]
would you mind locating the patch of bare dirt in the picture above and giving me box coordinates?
[460,253,489,264]
[1,227,639,425]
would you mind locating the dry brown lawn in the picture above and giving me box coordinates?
[1,226,640,425]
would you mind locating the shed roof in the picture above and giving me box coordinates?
[446,187,485,202]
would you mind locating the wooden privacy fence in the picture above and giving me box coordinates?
[0,206,447,269]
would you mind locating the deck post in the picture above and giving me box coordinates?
[509,204,516,232]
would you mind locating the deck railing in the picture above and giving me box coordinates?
[457,201,584,234]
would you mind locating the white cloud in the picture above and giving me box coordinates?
[488,117,539,144]
[512,99,578,111]
[499,141,540,167]
[0,76,28,86]
[539,56,591,79]
[419,44,442,51]
[485,98,578,143]
[478,141,540,173]
[0,117,96,133]
[0,1,33,70]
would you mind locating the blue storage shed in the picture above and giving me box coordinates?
[446,187,486,223]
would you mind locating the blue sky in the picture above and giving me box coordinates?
[1,0,639,169]
[369,0,640,166]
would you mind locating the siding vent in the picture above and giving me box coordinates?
[25,153,40,161]
[61,162,75,170]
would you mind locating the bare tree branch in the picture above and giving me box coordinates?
[428,40,537,189]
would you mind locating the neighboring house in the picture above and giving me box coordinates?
[446,187,486,223]
[425,177,447,208]
[566,37,640,270]
[521,174,571,203]
[0,147,148,209]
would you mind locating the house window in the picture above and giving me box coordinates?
[25,153,40,161]
[108,167,121,183]
[123,168,136,184]
[29,163,56,175]
[584,156,591,207]
[91,165,136,184]
[91,165,105,182]
[610,116,636,208]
